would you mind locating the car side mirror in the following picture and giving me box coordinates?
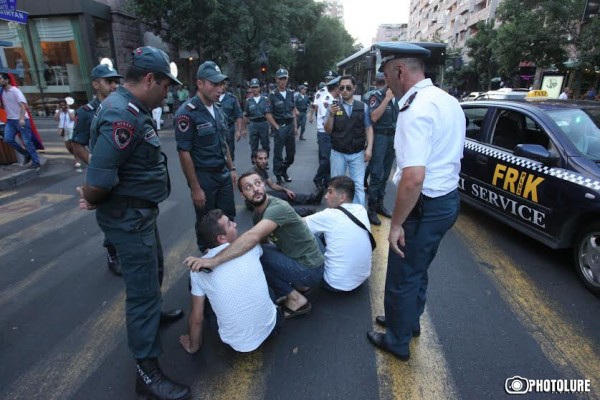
[514,144,560,165]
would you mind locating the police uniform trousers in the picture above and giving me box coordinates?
[273,123,295,176]
[249,120,270,154]
[225,124,237,162]
[96,203,164,360]
[267,189,311,205]
[297,112,307,136]
[193,168,236,251]
[313,130,331,188]
[383,189,459,356]
[368,131,395,205]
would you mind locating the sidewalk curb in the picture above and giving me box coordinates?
[0,159,48,191]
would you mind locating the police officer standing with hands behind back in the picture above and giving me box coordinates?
[366,43,465,362]
[244,77,270,157]
[266,68,298,185]
[80,46,190,400]
[71,63,124,276]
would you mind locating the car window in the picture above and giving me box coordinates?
[492,110,550,151]
[463,107,488,140]
[547,108,600,160]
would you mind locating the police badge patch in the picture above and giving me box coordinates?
[112,121,134,149]
[177,115,191,132]
[369,96,378,108]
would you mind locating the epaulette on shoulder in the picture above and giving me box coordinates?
[127,102,139,116]
[185,102,197,111]
[82,103,95,111]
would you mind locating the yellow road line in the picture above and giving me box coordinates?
[455,214,600,396]
[2,228,195,399]
[369,219,459,400]
[0,193,73,225]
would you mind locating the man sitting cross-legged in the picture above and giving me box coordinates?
[181,209,281,353]
[304,176,373,292]
[184,172,325,319]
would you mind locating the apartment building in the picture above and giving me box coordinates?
[373,24,408,43]
[322,0,345,21]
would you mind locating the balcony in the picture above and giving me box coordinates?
[467,8,490,27]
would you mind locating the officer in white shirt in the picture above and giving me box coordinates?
[367,43,465,362]
[304,176,372,291]
[180,209,280,353]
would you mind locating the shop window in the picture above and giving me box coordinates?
[0,22,34,86]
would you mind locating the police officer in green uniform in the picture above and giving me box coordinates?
[72,63,124,276]
[364,72,397,226]
[294,85,310,140]
[174,61,237,253]
[217,79,243,161]
[80,46,190,400]
[244,78,270,157]
[266,68,298,184]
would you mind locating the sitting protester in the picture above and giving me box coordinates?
[304,176,373,291]
[180,209,281,353]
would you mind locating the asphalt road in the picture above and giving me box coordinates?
[0,118,599,400]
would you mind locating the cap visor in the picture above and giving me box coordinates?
[167,73,182,85]
[205,73,227,83]
[103,73,124,79]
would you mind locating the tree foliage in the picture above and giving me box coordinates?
[465,21,498,90]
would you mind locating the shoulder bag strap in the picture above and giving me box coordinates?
[336,206,376,250]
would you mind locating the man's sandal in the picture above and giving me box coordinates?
[280,302,312,319]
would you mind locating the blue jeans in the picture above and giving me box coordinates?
[261,244,324,298]
[4,119,40,164]
[313,131,331,188]
[330,149,367,207]
[383,189,459,356]
[368,133,395,204]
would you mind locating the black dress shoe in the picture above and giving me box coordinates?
[275,175,285,185]
[299,136,306,140]
[282,172,292,182]
[160,309,184,326]
[366,331,410,361]
[374,316,420,337]
[136,358,191,400]
[368,209,381,226]
[376,203,393,218]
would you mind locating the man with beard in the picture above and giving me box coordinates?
[80,47,190,400]
[185,171,324,319]
[71,63,124,276]
[174,61,237,253]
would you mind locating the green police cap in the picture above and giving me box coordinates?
[249,78,260,87]
[275,68,289,78]
[376,42,430,72]
[324,70,338,82]
[197,61,227,83]
[91,64,123,81]
[132,46,182,85]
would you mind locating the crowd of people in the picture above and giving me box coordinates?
[55,41,466,400]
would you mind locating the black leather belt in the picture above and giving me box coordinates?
[111,194,158,209]
[196,166,226,173]
[251,117,267,123]
[276,118,293,125]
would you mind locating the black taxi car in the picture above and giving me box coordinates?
[460,93,600,296]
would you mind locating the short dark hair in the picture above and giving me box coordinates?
[0,72,10,80]
[340,75,356,86]
[237,171,262,191]
[125,64,169,84]
[251,148,269,163]
[197,209,226,249]
[328,175,355,201]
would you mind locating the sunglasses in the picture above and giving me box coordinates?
[340,85,354,91]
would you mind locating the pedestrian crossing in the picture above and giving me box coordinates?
[0,178,599,399]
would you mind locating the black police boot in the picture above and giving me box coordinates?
[375,200,392,218]
[281,170,292,182]
[294,207,315,217]
[275,175,285,185]
[367,208,381,226]
[136,358,191,400]
[160,309,184,326]
[308,187,325,205]
[107,248,122,276]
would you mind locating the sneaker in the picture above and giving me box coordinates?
[22,154,31,166]
[30,163,41,170]
[75,168,83,173]
[74,162,82,168]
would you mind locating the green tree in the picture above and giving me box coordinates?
[465,21,499,90]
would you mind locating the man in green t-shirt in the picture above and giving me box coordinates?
[184,171,324,319]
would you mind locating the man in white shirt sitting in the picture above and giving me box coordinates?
[180,209,281,353]
[304,176,372,291]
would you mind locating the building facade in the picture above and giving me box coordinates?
[373,23,408,43]
[322,0,344,21]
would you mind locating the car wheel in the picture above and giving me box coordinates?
[573,224,600,297]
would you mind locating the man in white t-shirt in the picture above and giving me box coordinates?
[304,175,372,291]
[180,209,280,353]
[54,99,80,170]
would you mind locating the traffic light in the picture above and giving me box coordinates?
[260,64,268,74]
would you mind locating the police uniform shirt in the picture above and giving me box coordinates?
[72,97,101,146]
[87,86,168,202]
[392,78,466,198]
[265,89,295,120]
[312,89,334,132]
[244,96,267,120]
[367,88,398,132]
[174,95,229,169]
[218,92,242,127]
[294,93,309,113]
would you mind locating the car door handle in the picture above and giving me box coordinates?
[476,154,488,164]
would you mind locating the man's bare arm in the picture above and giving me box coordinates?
[180,295,205,354]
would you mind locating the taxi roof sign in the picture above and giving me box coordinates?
[525,90,549,101]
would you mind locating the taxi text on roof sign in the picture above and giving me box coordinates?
[525,90,549,101]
